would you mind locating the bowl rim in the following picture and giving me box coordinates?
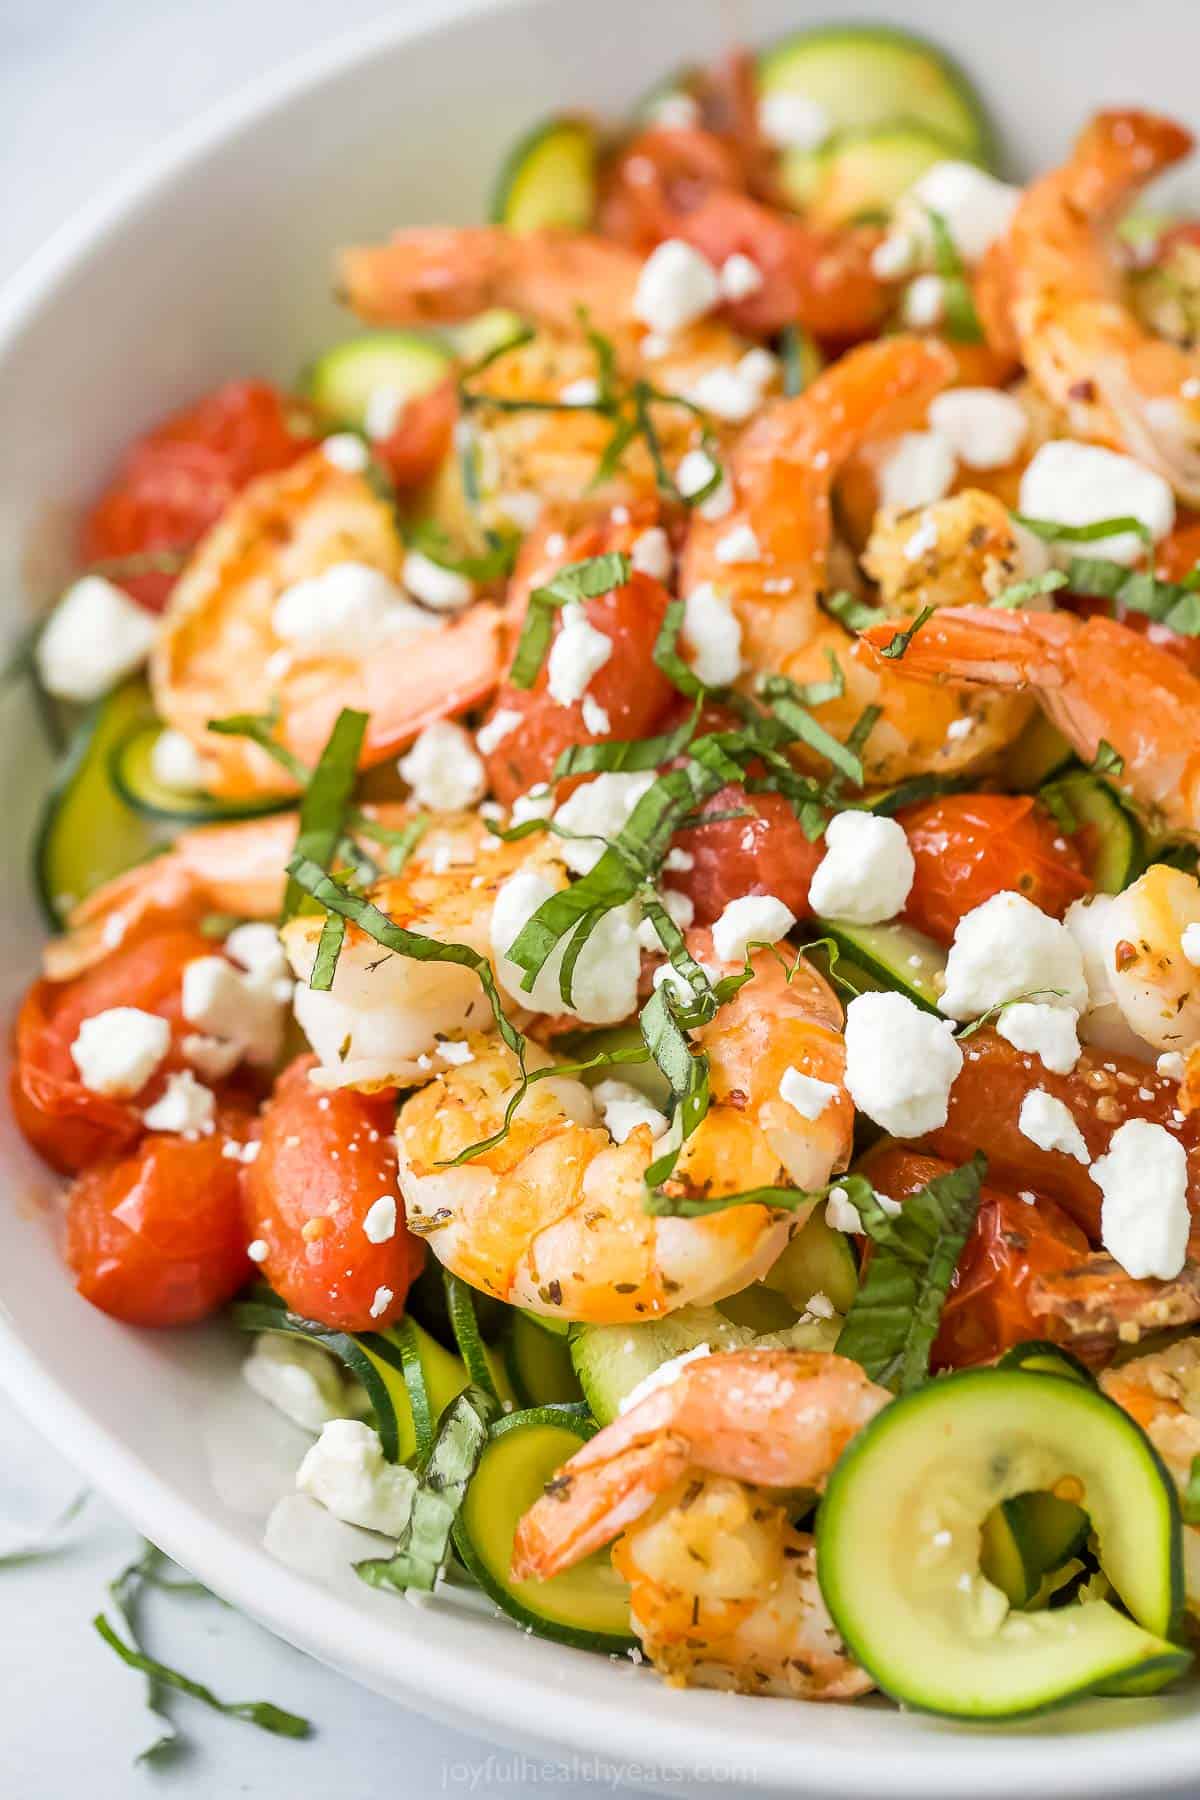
[3,3,1200,1790]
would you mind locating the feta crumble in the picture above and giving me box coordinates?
[546,604,613,706]
[273,561,425,652]
[1095,1119,1189,1279]
[676,449,732,519]
[475,707,522,756]
[780,1066,838,1121]
[876,432,957,512]
[320,433,369,472]
[553,772,656,875]
[182,955,287,1068]
[35,576,157,703]
[1018,441,1175,566]
[711,894,795,963]
[714,523,762,564]
[843,991,963,1137]
[70,1008,170,1097]
[491,869,640,1024]
[996,1001,1082,1075]
[150,728,206,793]
[681,582,742,685]
[900,274,946,330]
[142,1070,216,1136]
[938,891,1088,1021]
[807,811,915,925]
[1018,1089,1091,1164]
[398,721,486,811]
[630,526,673,582]
[720,252,765,301]
[363,1195,398,1243]
[593,1078,670,1145]
[297,1419,416,1535]
[243,1334,358,1433]
[633,239,721,334]
[928,388,1029,470]
[758,91,831,153]
[402,549,475,612]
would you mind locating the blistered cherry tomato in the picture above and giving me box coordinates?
[81,380,315,609]
[667,783,825,925]
[899,794,1091,947]
[926,1028,1200,1241]
[482,570,676,805]
[859,1144,1088,1369]
[66,1113,256,1327]
[11,928,215,1175]
[372,378,457,489]
[243,1055,423,1331]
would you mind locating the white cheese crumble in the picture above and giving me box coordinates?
[676,449,732,519]
[182,1033,242,1081]
[491,869,640,1024]
[247,1239,269,1263]
[653,958,720,1002]
[996,1002,1082,1075]
[509,784,555,827]
[843,991,963,1137]
[779,1066,838,1121]
[402,549,475,612]
[552,771,656,875]
[938,891,1088,1022]
[720,252,765,301]
[273,561,424,652]
[758,90,831,152]
[632,239,721,334]
[546,604,613,707]
[1018,1089,1091,1164]
[182,956,288,1068]
[559,377,601,406]
[807,811,915,925]
[681,582,742,686]
[226,921,290,982]
[897,162,1022,264]
[70,1008,170,1097]
[320,432,369,472]
[711,893,795,963]
[475,707,522,756]
[714,522,762,564]
[683,349,778,423]
[1018,441,1175,566]
[369,1285,394,1320]
[142,1070,216,1136]
[296,1419,416,1535]
[637,887,694,949]
[900,273,946,330]
[927,388,1029,470]
[150,728,206,793]
[592,1078,670,1145]
[647,91,701,131]
[1095,1118,1190,1279]
[581,694,611,735]
[243,1334,357,1433]
[363,1195,398,1243]
[35,576,157,703]
[398,720,486,811]
[1158,1052,1188,1082]
[876,431,957,512]
[826,1183,902,1233]
[629,526,673,582]
[364,385,407,441]
[617,1343,712,1415]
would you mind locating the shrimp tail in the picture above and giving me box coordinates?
[511,1433,692,1581]
[860,605,1073,692]
[1065,110,1193,213]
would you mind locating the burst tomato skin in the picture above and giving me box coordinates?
[667,783,825,926]
[81,380,315,610]
[66,1116,256,1327]
[858,1144,1088,1369]
[371,378,457,489]
[482,571,676,806]
[898,794,1091,947]
[11,928,217,1176]
[243,1056,423,1331]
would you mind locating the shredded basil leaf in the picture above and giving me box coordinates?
[406,519,517,583]
[206,705,308,785]
[508,552,631,690]
[552,704,697,780]
[877,605,934,660]
[1091,738,1125,777]
[356,1385,499,1593]
[821,589,889,632]
[835,1153,987,1392]
[1182,1455,1200,1525]
[0,1489,88,1566]
[780,322,824,397]
[1014,511,1153,549]
[989,570,1069,610]
[925,209,983,343]
[284,706,367,925]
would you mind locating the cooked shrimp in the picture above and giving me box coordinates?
[862,488,1053,614]
[1101,1338,1200,1610]
[511,1347,886,1694]
[1008,109,1200,501]
[394,936,853,1321]
[151,450,505,798]
[1066,863,1200,1058]
[862,605,1200,839]
[681,337,1033,782]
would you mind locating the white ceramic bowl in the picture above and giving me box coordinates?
[3,2,1200,1791]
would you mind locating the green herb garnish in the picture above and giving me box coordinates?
[356,1386,499,1593]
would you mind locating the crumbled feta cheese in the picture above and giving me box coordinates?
[647,90,701,131]
[637,888,695,949]
[1095,1119,1189,1279]
[997,1002,1081,1075]
[182,1033,242,1081]
[369,1285,394,1320]
[676,450,732,519]
[684,348,778,423]
[928,388,1028,470]
[681,582,742,685]
[297,1419,416,1535]
[581,694,611,735]
[904,516,939,560]
[70,1008,170,1097]
[825,1183,902,1232]
[182,956,287,1067]
[780,1066,838,1121]
[1018,1089,1091,1164]
[1018,441,1175,566]
[876,432,956,512]
[363,385,406,442]
[593,1078,670,1145]
[720,253,764,301]
[491,870,640,1023]
[226,921,290,982]
[758,90,831,152]
[398,721,486,811]
[944,716,974,743]
[363,1195,397,1243]
[244,1334,356,1432]
[510,784,555,827]
[273,561,424,651]
[938,891,1088,1021]
[402,550,475,613]
[497,491,542,532]
[803,1291,836,1321]
[558,377,600,407]
[546,604,613,707]
[1182,922,1200,966]
[844,991,963,1137]
[633,239,720,334]
[617,1343,712,1415]
[652,958,720,1003]
[1158,1052,1187,1082]
[476,707,522,755]
[900,162,1022,264]
[664,847,694,873]
[714,523,762,564]
[871,232,917,281]
[630,526,673,582]
[150,728,206,792]
[321,433,369,472]
[437,1038,474,1066]
[711,893,795,963]
[807,811,914,925]
[35,576,157,703]
[900,273,946,330]
[142,1070,216,1136]
[247,1239,269,1263]
[553,772,656,875]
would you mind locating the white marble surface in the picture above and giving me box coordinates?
[0,3,661,1794]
